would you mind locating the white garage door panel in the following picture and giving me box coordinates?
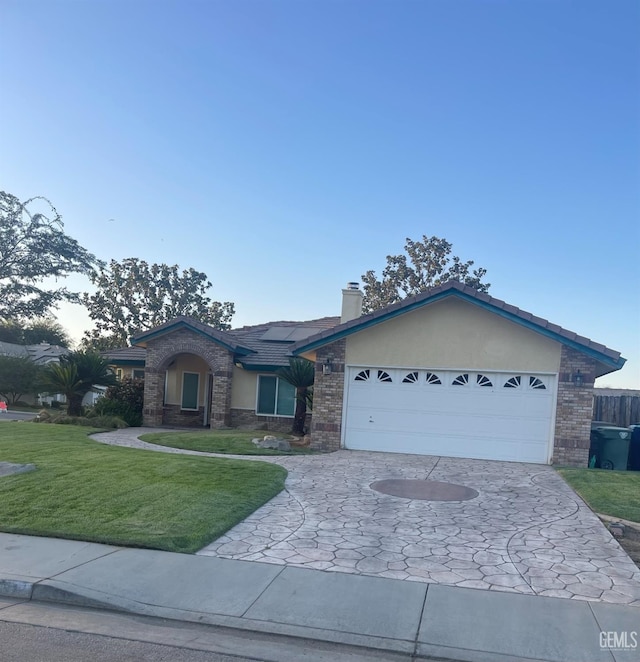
[346,407,551,441]
[347,428,547,464]
[344,368,555,464]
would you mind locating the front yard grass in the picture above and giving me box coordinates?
[556,468,640,523]
[139,429,315,455]
[0,424,286,553]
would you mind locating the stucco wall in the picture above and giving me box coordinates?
[345,298,562,371]
[230,366,258,410]
[164,353,209,407]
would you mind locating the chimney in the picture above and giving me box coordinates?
[341,282,363,323]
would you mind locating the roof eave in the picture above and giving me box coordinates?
[291,289,625,371]
[131,321,254,356]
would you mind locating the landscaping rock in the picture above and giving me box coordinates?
[254,435,291,451]
[0,462,36,478]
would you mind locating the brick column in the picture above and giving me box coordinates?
[210,352,234,428]
[143,367,165,427]
[552,346,597,467]
[310,339,346,451]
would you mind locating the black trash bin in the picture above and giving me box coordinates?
[589,422,632,470]
[628,424,640,471]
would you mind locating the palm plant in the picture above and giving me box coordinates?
[42,350,118,416]
[276,358,315,435]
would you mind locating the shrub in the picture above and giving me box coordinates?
[91,377,144,427]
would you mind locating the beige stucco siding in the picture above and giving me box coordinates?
[230,366,258,410]
[345,297,561,372]
[164,354,209,406]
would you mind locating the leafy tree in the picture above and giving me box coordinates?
[79,334,127,353]
[82,258,235,347]
[92,376,144,426]
[42,350,118,416]
[0,356,42,404]
[276,358,315,435]
[0,318,71,347]
[361,235,490,313]
[0,191,99,321]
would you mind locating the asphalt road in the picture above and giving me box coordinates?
[0,410,38,422]
[0,621,250,662]
[0,600,400,662]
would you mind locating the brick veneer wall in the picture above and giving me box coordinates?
[552,345,597,467]
[230,409,300,433]
[142,328,234,428]
[310,339,346,451]
[163,404,205,427]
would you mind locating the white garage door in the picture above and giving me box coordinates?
[343,367,556,464]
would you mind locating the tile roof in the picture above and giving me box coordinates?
[25,344,69,364]
[229,317,340,368]
[117,316,340,369]
[289,281,625,370]
[0,341,28,358]
[0,341,68,364]
[130,316,254,355]
[103,346,147,363]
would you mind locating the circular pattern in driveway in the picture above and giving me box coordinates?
[370,479,479,501]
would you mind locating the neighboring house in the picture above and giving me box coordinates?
[0,340,69,366]
[106,281,626,467]
[0,341,104,407]
[0,340,69,405]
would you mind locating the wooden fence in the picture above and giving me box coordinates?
[592,389,640,427]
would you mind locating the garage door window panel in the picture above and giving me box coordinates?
[425,372,442,385]
[476,374,493,388]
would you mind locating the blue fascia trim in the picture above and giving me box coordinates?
[293,290,625,370]
[131,322,254,356]
[238,363,283,372]
[107,359,145,367]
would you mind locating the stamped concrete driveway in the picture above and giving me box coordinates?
[93,430,640,606]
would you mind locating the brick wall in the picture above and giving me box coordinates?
[553,345,597,467]
[162,404,205,427]
[142,328,234,428]
[310,339,346,451]
[230,408,302,433]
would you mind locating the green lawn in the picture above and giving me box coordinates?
[139,429,315,455]
[0,423,286,553]
[557,468,640,523]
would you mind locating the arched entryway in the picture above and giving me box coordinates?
[141,328,234,428]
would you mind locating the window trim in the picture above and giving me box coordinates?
[181,371,200,411]
[255,374,295,418]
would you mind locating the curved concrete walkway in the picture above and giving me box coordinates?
[91,428,640,606]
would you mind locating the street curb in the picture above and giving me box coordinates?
[6,578,419,658]
[0,577,34,600]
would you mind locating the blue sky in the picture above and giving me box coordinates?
[1,0,638,388]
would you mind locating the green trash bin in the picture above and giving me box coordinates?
[590,422,632,470]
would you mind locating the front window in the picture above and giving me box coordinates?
[181,372,200,410]
[257,375,295,417]
[133,369,145,380]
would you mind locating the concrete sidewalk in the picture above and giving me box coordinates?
[0,532,637,662]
